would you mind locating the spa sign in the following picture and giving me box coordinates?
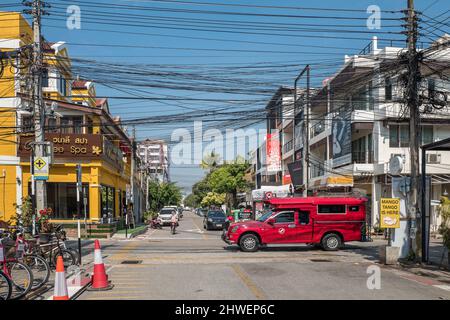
[380,198,400,229]
[19,134,103,159]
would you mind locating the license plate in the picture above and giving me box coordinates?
[216,224,222,227]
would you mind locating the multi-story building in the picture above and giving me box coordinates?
[138,139,170,183]
[0,12,143,234]
[294,36,450,230]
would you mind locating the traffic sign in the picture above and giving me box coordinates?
[34,156,49,181]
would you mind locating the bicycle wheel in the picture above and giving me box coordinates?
[52,249,76,268]
[23,255,50,290]
[7,262,33,300]
[0,270,12,300]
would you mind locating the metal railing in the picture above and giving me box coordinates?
[352,151,374,164]
[283,139,293,154]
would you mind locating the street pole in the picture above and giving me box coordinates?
[293,65,310,197]
[76,164,82,265]
[31,0,47,214]
[130,125,136,223]
[405,0,422,261]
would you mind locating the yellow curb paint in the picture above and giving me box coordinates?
[231,264,267,300]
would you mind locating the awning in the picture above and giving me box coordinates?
[252,185,291,201]
[312,176,354,189]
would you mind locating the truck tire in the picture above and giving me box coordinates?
[321,233,342,251]
[239,234,260,252]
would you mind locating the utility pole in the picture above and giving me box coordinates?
[405,0,422,260]
[293,65,310,197]
[31,0,47,214]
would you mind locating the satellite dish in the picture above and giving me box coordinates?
[389,156,404,176]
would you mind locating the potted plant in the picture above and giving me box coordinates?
[36,208,54,242]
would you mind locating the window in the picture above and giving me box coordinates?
[389,125,410,148]
[42,183,89,219]
[298,211,310,225]
[60,116,83,134]
[42,69,49,88]
[390,125,433,147]
[385,77,392,101]
[59,76,67,97]
[274,211,295,223]
[352,84,374,111]
[101,185,116,218]
[422,126,433,145]
[318,205,346,214]
[47,118,57,133]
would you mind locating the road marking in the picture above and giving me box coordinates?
[191,216,207,240]
[433,285,450,292]
[231,265,267,300]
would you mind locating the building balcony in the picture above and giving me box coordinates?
[283,139,293,154]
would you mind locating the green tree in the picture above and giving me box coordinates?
[183,193,197,208]
[148,181,182,212]
[208,162,251,208]
[200,151,221,172]
[201,192,226,207]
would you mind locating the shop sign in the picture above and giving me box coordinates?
[380,198,400,229]
[266,133,281,173]
[19,134,103,159]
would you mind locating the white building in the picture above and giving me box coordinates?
[298,36,450,231]
[138,139,170,183]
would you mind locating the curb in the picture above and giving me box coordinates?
[111,226,149,239]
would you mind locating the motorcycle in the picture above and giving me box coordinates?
[170,221,177,234]
[150,218,163,229]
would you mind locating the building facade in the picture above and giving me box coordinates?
[138,139,170,183]
[0,12,143,229]
[296,36,450,230]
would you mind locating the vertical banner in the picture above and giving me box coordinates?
[266,133,281,173]
[332,108,352,168]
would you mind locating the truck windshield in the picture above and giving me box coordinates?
[257,211,273,222]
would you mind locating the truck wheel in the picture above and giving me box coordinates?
[321,233,342,251]
[239,234,259,252]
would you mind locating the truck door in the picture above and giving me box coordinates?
[268,211,298,244]
[294,210,313,242]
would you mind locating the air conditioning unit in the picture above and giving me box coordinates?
[426,153,441,164]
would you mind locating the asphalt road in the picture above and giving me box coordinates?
[78,211,450,300]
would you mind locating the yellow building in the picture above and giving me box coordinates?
[0,12,142,234]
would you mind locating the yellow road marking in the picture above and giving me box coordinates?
[110,240,141,261]
[231,265,267,300]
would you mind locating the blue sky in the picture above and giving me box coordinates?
[4,0,446,194]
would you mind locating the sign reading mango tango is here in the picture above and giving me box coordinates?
[380,198,400,229]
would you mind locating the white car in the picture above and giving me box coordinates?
[158,207,177,226]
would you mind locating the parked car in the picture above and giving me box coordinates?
[223,197,368,252]
[158,207,177,226]
[203,210,227,230]
[195,208,207,217]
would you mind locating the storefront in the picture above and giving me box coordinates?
[18,131,132,223]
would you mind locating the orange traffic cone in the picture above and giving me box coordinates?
[53,256,69,300]
[89,239,113,291]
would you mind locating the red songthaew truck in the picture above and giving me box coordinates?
[223,197,368,252]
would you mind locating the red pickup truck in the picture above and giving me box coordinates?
[222,197,367,252]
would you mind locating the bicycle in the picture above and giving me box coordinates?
[0,237,34,300]
[0,269,12,300]
[31,225,77,268]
